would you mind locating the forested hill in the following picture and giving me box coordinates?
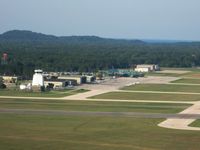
[0,30,200,76]
[0,30,145,45]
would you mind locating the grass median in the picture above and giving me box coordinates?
[122,84,200,93]
[91,91,200,101]
[0,89,88,98]
[189,120,200,127]
[0,98,190,114]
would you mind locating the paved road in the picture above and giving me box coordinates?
[1,108,200,119]
[63,90,110,100]
[0,95,195,104]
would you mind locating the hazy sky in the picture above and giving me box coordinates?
[0,0,200,40]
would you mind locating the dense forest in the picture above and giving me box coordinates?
[0,30,200,77]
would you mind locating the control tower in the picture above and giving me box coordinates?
[32,69,44,87]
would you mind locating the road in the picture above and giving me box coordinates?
[0,95,195,104]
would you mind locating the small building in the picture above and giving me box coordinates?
[135,64,159,72]
[44,79,67,89]
[96,72,104,80]
[58,75,86,84]
[19,83,32,91]
[20,84,26,90]
[85,75,96,83]
[1,76,20,83]
[135,67,150,73]
[66,79,77,86]
[44,79,77,89]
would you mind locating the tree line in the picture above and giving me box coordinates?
[0,30,200,77]
[1,41,200,77]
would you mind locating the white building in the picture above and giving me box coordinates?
[135,67,150,72]
[19,83,32,90]
[32,69,44,87]
[19,84,26,90]
[135,64,159,72]
[86,75,96,83]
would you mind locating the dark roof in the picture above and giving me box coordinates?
[45,79,77,82]
[45,79,66,82]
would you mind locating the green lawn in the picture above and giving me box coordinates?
[122,84,200,93]
[172,78,200,84]
[0,114,200,150]
[190,120,200,127]
[0,98,190,114]
[91,92,200,101]
[0,89,88,98]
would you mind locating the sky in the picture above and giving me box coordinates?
[0,0,200,41]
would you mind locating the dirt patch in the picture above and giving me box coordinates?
[185,73,200,78]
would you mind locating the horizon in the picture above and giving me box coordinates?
[0,0,200,41]
[0,29,198,42]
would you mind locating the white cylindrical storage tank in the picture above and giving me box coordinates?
[20,84,26,90]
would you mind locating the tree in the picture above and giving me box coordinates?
[0,77,6,89]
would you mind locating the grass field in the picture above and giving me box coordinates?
[172,78,200,84]
[0,114,200,150]
[122,84,200,93]
[91,91,200,101]
[0,84,198,149]
[0,89,88,98]
[190,120,200,127]
[0,99,190,114]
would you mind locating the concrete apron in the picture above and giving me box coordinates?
[158,101,200,131]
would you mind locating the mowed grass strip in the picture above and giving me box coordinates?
[122,84,200,93]
[172,78,200,84]
[0,114,200,150]
[0,89,88,98]
[0,99,189,113]
[91,92,200,101]
[189,120,200,127]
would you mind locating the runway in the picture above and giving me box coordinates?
[1,108,200,119]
